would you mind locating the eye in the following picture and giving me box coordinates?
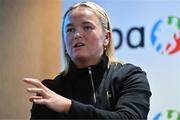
[66,27,74,33]
[84,26,92,31]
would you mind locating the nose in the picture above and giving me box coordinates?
[74,29,83,39]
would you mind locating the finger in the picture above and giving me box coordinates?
[29,96,43,102]
[27,88,47,97]
[33,99,48,105]
[23,78,45,88]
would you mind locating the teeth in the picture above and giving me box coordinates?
[74,43,84,47]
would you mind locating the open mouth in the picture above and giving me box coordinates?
[74,43,85,48]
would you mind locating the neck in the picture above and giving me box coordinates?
[72,53,104,68]
[73,57,100,68]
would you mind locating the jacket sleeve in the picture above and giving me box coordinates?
[30,79,66,119]
[30,102,57,119]
[68,63,151,119]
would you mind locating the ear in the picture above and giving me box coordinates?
[104,30,110,47]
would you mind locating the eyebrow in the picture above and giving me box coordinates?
[66,21,93,28]
[66,23,73,28]
[82,21,93,25]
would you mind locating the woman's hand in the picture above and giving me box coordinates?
[23,78,71,113]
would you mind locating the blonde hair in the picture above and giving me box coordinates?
[61,1,121,75]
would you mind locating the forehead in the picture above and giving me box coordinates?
[64,6,100,25]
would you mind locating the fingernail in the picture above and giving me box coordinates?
[24,78,30,80]
[23,78,29,82]
[27,88,32,91]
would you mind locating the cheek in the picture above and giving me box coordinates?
[64,37,72,51]
[94,34,105,48]
[90,37,104,51]
[64,32,73,46]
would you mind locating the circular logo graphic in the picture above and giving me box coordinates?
[153,109,180,120]
[150,16,180,55]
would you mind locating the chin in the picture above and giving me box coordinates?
[72,54,88,61]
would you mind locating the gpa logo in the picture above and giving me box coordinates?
[153,109,180,120]
[150,16,180,55]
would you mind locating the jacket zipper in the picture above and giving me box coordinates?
[88,67,96,104]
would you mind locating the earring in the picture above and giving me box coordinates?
[104,46,107,51]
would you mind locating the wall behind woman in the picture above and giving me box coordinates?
[0,0,61,119]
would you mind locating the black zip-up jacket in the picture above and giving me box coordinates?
[30,56,151,119]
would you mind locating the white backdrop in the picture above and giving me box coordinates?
[61,0,180,119]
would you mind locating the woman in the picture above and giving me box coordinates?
[24,1,151,119]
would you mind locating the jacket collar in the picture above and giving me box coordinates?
[68,54,109,90]
[69,54,108,75]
